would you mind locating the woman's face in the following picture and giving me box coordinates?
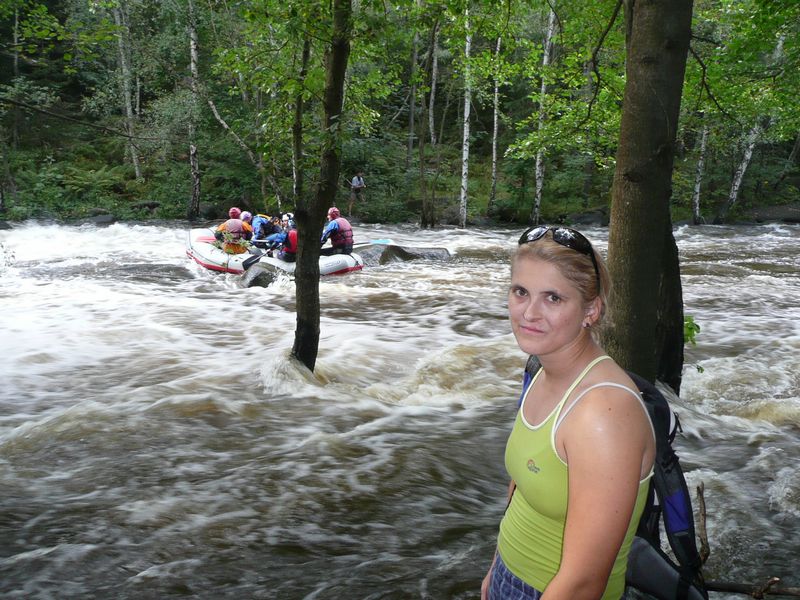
[508,255,592,358]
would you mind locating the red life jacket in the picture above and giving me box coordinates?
[283,229,298,255]
[330,217,353,248]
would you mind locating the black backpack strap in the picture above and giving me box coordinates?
[627,371,708,600]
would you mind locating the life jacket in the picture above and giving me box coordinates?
[251,214,271,238]
[520,356,708,600]
[217,219,253,254]
[219,218,245,238]
[282,229,298,255]
[330,217,353,249]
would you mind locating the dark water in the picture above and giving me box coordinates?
[1,221,798,599]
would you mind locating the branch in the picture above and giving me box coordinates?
[576,0,623,129]
[206,97,259,166]
[688,45,743,128]
[706,579,800,598]
[0,96,161,142]
[698,482,800,598]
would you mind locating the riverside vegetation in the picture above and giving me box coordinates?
[0,1,798,226]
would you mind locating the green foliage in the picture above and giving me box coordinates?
[0,0,797,228]
[684,315,701,346]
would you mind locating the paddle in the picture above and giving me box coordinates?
[242,253,263,270]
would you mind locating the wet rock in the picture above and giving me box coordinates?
[744,202,800,224]
[355,243,452,266]
[239,262,280,288]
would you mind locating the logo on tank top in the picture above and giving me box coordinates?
[527,459,540,473]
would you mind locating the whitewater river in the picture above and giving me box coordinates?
[1,221,798,599]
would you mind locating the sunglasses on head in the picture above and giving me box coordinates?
[518,226,601,292]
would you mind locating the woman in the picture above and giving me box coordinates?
[482,226,656,600]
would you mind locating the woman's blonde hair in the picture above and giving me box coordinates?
[513,229,612,328]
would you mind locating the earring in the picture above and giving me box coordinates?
[582,322,591,329]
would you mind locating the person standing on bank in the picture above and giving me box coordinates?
[349,170,365,216]
[482,226,656,600]
[320,207,354,256]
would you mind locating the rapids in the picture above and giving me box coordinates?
[1,221,798,599]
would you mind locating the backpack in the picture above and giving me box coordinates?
[521,356,708,600]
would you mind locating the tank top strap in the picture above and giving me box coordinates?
[553,355,611,414]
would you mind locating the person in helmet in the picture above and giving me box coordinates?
[215,215,253,254]
[275,218,298,262]
[320,206,354,255]
[251,214,281,245]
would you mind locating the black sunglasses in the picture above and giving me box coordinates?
[518,226,601,292]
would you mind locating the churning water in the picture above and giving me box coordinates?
[0,221,798,599]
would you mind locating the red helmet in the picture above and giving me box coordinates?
[228,207,242,219]
[240,211,252,223]
[327,207,340,219]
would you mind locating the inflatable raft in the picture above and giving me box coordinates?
[186,228,364,276]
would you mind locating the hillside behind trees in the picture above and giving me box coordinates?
[1,0,798,225]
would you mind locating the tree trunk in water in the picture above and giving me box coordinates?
[604,0,693,390]
[531,8,557,226]
[655,228,685,394]
[458,8,471,229]
[292,38,311,205]
[112,4,142,180]
[291,0,351,372]
[429,27,439,147]
[187,0,201,220]
[716,122,761,223]
[489,36,501,213]
[691,121,708,225]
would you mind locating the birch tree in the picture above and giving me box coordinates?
[458,7,471,229]
[186,0,201,219]
[530,8,557,225]
[488,35,501,212]
[111,1,142,180]
[691,122,709,225]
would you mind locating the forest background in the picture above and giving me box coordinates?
[0,0,798,227]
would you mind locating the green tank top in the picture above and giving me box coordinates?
[497,356,653,599]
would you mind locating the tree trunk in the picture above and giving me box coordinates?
[458,8,471,229]
[531,8,557,226]
[406,29,419,171]
[112,3,142,180]
[655,228,685,394]
[292,37,311,204]
[604,0,693,389]
[489,36,502,213]
[691,121,709,225]
[581,59,596,209]
[11,9,20,149]
[715,121,760,223]
[772,130,800,191]
[419,22,439,229]
[291,0,352,372]
[429,26,439,147]
[187,0,201,220]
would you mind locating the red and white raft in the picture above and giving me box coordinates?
[186,228,364,276]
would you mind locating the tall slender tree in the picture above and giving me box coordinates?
[292,0,352,371]
[458,7,471,228]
